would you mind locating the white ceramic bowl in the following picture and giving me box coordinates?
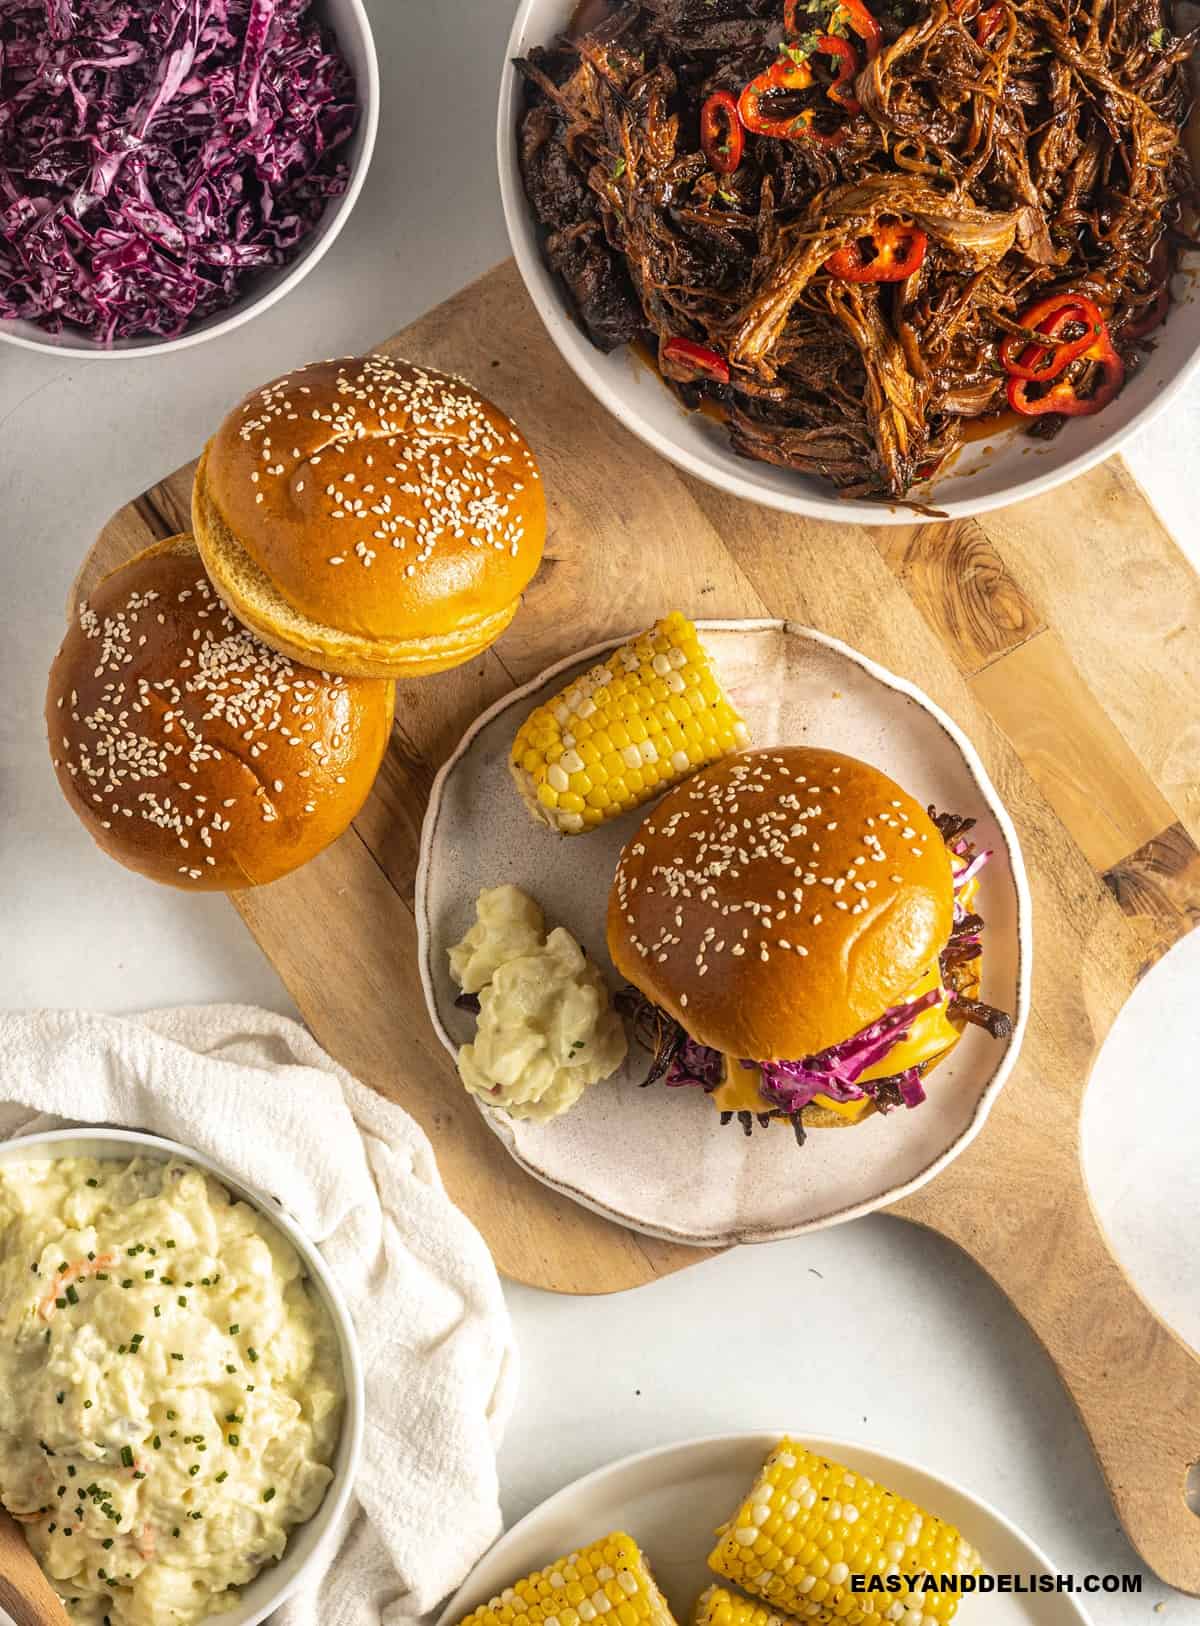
[0,1127,364,1626]
[497,0,1199,524]
[0,0,378,361]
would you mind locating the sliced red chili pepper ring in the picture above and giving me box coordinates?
[999,293,1106,382]
[738,49,815,139]
[738,40,854,145]
[1006,320,1125,417]
[661,336,731,385]
[818,0,882,57]
[822,34,862,111]
[826,218,927,282]
[700,90,744,176]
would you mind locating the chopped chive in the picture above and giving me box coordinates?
[55,1297,67,1309]
[86,1178,99,1187]
[215,1471,228,1484]
[262,1487,276,1503]
[119,1446,134,1468]
[65,1285,79,1304]
[247,1348,258,1363]
[228,1324,239,1336]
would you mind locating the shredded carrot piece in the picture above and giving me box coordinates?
[38,1252,116,1320]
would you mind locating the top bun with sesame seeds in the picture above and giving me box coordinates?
[46,535,396,891]
[607,746,955,1066]
[192,354,547,679]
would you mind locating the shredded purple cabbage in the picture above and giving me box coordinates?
[0,0,357,342]
[755,990,942,1113]
[664,1036,725,1091]
[661,989,942,1113]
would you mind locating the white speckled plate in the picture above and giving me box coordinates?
[437,1433,1093,1626]
[416,622,1031,1246]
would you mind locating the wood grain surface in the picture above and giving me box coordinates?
[0,1512,70,1626]
[80,260,1200,1593]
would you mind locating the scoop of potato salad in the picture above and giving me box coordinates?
[450,885,627,1120]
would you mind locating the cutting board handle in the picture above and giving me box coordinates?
[895,1153,1200,1594]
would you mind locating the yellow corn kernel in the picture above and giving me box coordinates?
[509,613,750,835]
[707,1440,983,1625]
[456,1534,680,1626]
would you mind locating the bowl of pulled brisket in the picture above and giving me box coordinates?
[498,0,1199,520]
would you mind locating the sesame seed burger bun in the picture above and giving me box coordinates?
[46,535,395,891]
[192,354,546,679]
[607,746,955,1064]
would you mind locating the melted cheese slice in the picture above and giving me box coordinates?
[709,964,962,1123]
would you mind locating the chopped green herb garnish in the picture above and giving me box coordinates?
[228,1324,239,1336]
[263,1487,276,1503]
[120,1447,134,1468]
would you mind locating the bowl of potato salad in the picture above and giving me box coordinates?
[0,1129,364,1626]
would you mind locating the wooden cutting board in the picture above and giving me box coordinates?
[81,259,1200,1592]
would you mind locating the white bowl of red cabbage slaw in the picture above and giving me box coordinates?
[0,0,378,359]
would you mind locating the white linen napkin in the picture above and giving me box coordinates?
[0,1004,519,1626]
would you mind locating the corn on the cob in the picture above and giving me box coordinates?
[511,612,749,834]
[456,1533,680,1626]
[694,1587,793,1626]
[707,1439,982,1625]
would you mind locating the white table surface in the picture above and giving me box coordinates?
[2,3,1198,1622]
